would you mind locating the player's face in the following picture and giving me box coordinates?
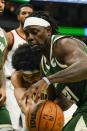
[0,0,5,15]
[18,7,33,24]
[24,25,51,49]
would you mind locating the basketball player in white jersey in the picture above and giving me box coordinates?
[4,4,34,78]
[4,4,34,130]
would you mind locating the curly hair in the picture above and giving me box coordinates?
[12,44,42,71]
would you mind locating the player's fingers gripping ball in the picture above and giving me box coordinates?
[26,100,64,131]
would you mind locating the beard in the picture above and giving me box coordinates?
[29,43,45,54]
[29,37,49,54]
[30,44,43,53]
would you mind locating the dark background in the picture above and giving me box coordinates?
[0,0,87,41]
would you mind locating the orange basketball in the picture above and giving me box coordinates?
[26,100,64,131]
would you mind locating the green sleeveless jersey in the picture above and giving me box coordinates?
[0,27,7,68]
[41,35,87,106]
[0,28,12,127]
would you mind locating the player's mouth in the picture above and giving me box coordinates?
[30,44,39,49]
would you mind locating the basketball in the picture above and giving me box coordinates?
[26,100,64,131]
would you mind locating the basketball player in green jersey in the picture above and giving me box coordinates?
[22,11,87,131]
[0,0,13,130]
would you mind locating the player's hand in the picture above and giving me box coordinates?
[22,79,49,103]
[0,87,6,106]
[19,97,34,114]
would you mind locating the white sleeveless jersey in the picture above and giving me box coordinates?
[4,29,27,77]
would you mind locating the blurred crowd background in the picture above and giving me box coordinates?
[0,0,87,42]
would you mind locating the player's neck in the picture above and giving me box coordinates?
[16,27,26,39]
[43,37,51,61]
[18,24,24,32]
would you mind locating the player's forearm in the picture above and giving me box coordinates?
[47,60,87,84]
[0,68,5,88]
[3,47,9,62]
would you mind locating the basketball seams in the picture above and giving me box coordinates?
[38,101,47,131]
[51,102,57,131]
[27,100,64,131]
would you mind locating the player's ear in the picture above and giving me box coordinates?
[46,26,52,32]
[46,26,52,36]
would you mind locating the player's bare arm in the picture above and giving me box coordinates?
[11,71,36,114]
[24,38,87,99]
[11,71,27,103]
[48,37,87,83]
[4,32,14,61]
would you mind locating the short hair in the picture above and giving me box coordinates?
[12,44,42,71]
[28,11,58,34]
[16,4,34,15]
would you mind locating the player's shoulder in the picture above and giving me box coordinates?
[6,29,16,46]
[11,71,22,84]
[6,30,14,37]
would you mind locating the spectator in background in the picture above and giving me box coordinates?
[4,3,34,130]
[0,0,13,130]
